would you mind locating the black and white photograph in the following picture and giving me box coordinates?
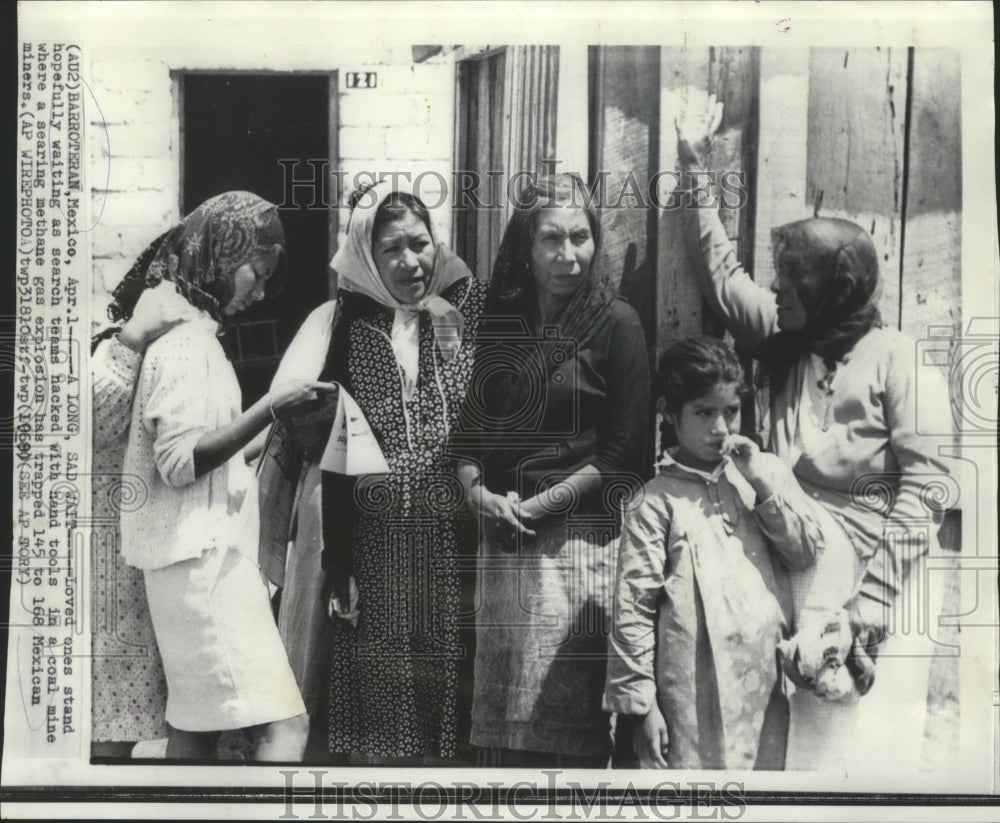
[4,1,998,820]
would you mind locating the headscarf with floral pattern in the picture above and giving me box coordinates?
[105,190,284,329]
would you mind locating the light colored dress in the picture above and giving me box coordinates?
[121,316,305,731]
[91,335,168,743]
[605,452,818,769]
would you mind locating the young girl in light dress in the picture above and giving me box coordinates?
[605,336,824,769]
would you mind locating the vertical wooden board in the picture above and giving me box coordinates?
[655,46,711,348]
[476,61,494,280]
[708,47,758,266]
[327,72,340,297]
[545,46,560,163]
[513,46,559,178]
[555,44,590,177]
[706,46,759,344]
[746,49,811,442]
[489,53,507,278]
[900,49,962,344]
[590,46,660,340]
[654,48,759,346]
[708,47,761,438]
[753,49,811,291]
[806,47,908,328]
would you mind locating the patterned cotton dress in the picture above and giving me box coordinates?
[326,277,487,760]
[91,336,169,744]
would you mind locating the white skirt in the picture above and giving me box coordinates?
[144,546,306,732]
[785,554,944,778]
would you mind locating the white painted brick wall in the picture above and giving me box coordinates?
[336,62,455,241]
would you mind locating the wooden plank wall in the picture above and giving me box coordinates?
[653,47,760,350]
[589,46,661,355]
[637,45,961,450]
[504,46,560,220]
[898,49,963,553]
[654,46,711,347]
[454,51,507,281]
[753,50,811,292]
[707,46,759,301]
[899,49,962,344]
[805,47,909,327]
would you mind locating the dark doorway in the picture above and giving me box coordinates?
[181,72,335,407]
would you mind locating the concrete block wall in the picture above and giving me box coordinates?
[336,62,455,249]
[85,46,456,329]
[86,52,180,325]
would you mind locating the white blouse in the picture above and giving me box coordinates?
[120,316,259,570]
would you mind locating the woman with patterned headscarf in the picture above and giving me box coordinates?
[263,180,488,763]
[676,98,954,773]
[91,258,200,758]
[454,173,651,767]
[116,191,334,760]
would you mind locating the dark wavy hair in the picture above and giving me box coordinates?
[757,217,882,389]
[657,336,748,413]
[488,173,601,305]
[656,336,749,454]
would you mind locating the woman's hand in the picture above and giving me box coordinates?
[323,572,360,629]
[675,90,724,172]
[844,591,887,695]
[721,434,775,500]
[514,494,546,524]
[634,705,670,768]
[467,485,536,543]
[119,281,199,352]
[268,380,339,415]
[193,378,337,479]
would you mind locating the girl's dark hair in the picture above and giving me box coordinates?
[657,336,747,413]
[657,336,748,455]
[758,217,882,388]
[489,173,601,305]
[349,185,433,251]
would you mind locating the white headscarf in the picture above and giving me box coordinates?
[331,181,470,391]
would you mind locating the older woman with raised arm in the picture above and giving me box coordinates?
[676,96,954,773]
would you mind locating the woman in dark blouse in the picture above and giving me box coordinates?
[456,173,651,767]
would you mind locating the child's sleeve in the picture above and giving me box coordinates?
[603,488,670,716]
[753,453,824,571]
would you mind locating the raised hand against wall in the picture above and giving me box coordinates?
[675,90,724,172]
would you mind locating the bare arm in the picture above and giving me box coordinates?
[517,465,602,521]
[192,380,339,479]
[676,93,779,348]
